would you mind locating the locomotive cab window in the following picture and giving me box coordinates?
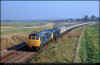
[36,36,39,40]
[31,36,35,40]
[32,34,36,40]
[29,33,39,40]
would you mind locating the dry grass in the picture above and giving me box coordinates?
[0,32,29,50]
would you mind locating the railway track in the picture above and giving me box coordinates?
[0,50,37,63]
[0,41,38,63]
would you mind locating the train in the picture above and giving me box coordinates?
[27,23,89,50]
[27,26,62,50]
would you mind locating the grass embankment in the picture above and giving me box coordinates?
[29,27,83,63]
[78,24,100,63]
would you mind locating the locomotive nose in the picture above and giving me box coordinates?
[28,40,40,48]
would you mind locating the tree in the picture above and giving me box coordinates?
[83,15,89,22]
[91,15,96,21]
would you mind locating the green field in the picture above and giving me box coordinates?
[1,22,53,36]
[1,22,40,35]
[78,24,100,63]
[1,25,52,35]
[1,21,41,27]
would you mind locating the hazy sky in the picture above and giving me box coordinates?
[1,1,99,20]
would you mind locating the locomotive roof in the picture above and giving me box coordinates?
[29,27,61,36]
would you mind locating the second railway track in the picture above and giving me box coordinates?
[0,50,37,63]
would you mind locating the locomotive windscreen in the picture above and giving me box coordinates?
[29,33,39,40]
